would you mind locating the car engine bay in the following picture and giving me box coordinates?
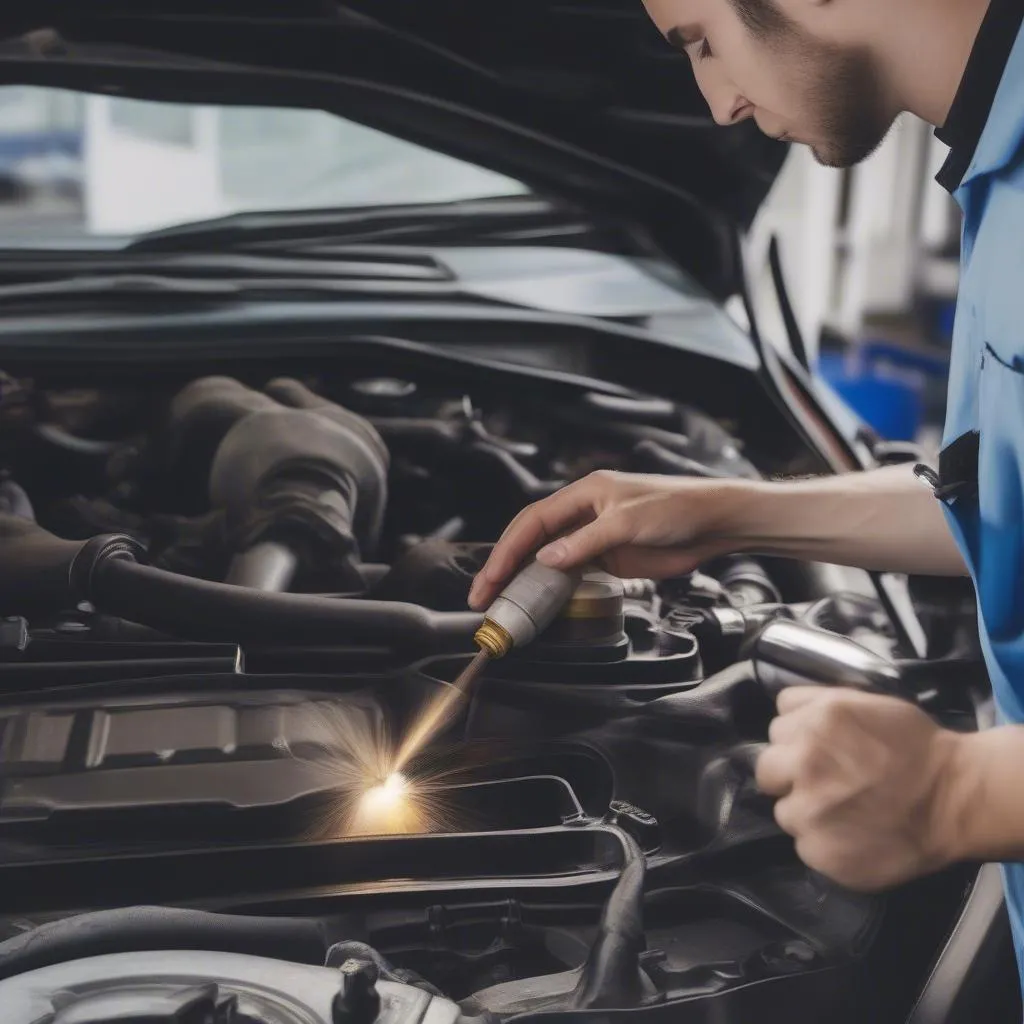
[0,346,991,1023]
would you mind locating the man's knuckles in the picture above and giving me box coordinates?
[767,711,805,745]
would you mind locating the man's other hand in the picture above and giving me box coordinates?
[755,687,968,892]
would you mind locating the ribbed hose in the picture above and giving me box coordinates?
[91,557,480,653]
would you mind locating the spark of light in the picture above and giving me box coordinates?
[349,772,423,836]
[287,700,472,840]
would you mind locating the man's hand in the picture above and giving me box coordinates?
[755,687,968,891]
[468,470,753,610]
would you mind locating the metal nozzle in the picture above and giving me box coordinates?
[474,618,514,658]
[477,558,583,657]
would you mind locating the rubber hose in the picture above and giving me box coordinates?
[644,660,768,738]
[571,823,647,1009]
[0,516,141,617]
[33,422,118,458]
[630,438,732,479]
[802,591,885,633]
[0,906,328,981]
[91,557,481,652]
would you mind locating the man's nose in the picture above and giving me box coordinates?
[697,67,754,126]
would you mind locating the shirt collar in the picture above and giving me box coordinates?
[935,0,1024,193]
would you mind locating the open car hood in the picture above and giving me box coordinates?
[0,1,787,240]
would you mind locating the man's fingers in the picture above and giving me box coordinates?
[754,743,800,797]
[468,483,599,608]
[536,510,633,571]
[775,685,834,715]
[772,794,805,837]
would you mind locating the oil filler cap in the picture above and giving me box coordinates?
[333,959,381,1024]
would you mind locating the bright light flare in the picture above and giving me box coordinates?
[349,772,425,836]
[287,701,470,840]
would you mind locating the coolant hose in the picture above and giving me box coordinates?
[0,515,141,617]
[0,906,328,981]
[644,661,769,739]
[91,557,480,652]
[0,514,480,653]
[571,823,647,1010]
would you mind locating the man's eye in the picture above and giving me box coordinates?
[696,39,713,60]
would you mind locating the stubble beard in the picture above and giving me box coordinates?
[805,43,895,168]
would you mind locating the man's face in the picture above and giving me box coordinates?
[643,0,895,167]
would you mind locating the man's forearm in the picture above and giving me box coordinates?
[944,726,1024,864]
[723,464,969,576]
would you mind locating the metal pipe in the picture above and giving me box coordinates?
[752,618,903,695]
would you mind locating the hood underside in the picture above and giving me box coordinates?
[0,1,787,245]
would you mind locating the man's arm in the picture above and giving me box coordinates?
[471,463,967,608]
[723,463,969,576]
[947,726,1024,863]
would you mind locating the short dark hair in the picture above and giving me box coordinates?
[728,0,792,38]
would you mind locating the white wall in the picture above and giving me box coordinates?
[745,114,953,361]
[745,145,842,360]
[83,97,222,235]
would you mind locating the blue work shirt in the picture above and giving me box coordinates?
[941,15,1024,985]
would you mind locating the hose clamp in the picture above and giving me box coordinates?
[69,533,146,602]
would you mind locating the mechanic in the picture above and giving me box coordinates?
[468,0,1024,988]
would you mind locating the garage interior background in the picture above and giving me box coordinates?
[0,88,956,452]
[747,112,958,453]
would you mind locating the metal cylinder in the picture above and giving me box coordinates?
[541,572,626,647]
[478,559,583,655]
[751,619,902,695]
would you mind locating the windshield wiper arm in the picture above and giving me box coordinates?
[0,273,471,306]
[124,196,568,253]
[0,250,450,283]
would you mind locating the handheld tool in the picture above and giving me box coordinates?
[456,558,584,692]
[474,558,585,658]
[393,559,582,770]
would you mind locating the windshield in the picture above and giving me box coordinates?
[0,87,530,242]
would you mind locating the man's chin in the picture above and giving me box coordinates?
[810,145,853,169]
[810,131,890,169]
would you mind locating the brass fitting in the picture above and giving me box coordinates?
[474,618,514,658]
